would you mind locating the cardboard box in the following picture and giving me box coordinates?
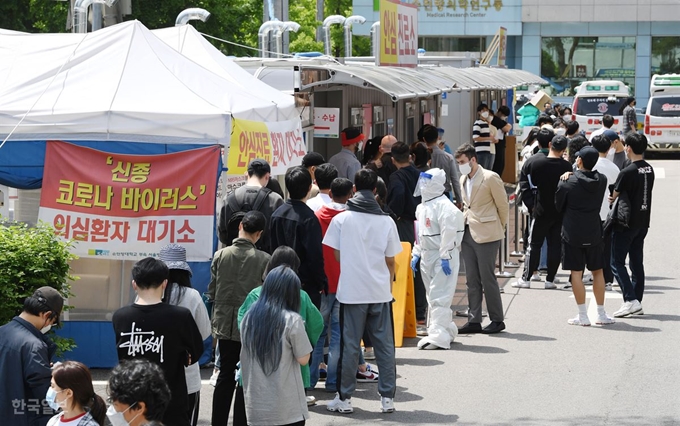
[529,90,553,110]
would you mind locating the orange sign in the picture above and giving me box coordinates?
[379,0,418,68]
[38,142,221,261]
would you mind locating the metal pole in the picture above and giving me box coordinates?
[511,198,523,256]
[92,3,102,31]
[496,197,514,278]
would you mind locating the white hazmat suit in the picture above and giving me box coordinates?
[412,168,465,349]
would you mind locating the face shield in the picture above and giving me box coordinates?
[414,172,433,198]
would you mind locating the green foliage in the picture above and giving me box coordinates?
[0,0,69,33]
[652,37,680,74]
[541,49,558,79]
[0,221,77,356]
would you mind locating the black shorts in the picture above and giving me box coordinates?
[561,241,604,271]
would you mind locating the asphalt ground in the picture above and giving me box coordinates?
[91,158,680,425]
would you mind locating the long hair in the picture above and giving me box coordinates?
[52,361,106,426]
[162,269,191,305]
[242,266,301,376]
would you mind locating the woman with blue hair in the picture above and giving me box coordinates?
[240,265,313,426]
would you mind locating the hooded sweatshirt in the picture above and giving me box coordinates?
[315,202,346,294]
[555,169,607,247]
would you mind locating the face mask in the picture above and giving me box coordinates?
[607,147,616,158]
[555,128,566,136]
[458,161,472,176]
[107,403,139,426]
[45,388,67,411]
[480,111,489,119]
[357,142,363,151]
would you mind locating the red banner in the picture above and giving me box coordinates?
[38,142,220,261]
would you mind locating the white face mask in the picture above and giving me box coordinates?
[458,161,472,176]
[480,111,489,119]
[555,128,567,136]
[107,403,140,426]
[45,388,68,411]
[606,147,616,160]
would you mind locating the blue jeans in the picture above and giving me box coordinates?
[611,227,648,302]
[310,293,341,390]
[477,152,493,170]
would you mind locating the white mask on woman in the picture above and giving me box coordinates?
[480,111,489,119]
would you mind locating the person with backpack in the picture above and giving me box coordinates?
[218,159,283,254]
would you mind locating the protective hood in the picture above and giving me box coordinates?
[575,169,603,193]
[414,168,447,201]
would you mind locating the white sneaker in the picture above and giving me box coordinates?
[605,282,613,291]
[544,281,557,289]
[530,272,542,282]
[583,273,593,285]
[512,278,530,288]
[327,394,353,413]
[567,314,591,326]
[381,397,395,413]
[307,395,317,406]
[209,370,219,387]
[613,300,643,318]
[596,312,615,325]
[631,300,644,315]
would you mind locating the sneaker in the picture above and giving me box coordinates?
[511,278,530,288]
[416,325,428,336]
[356,365,379,382]
[381,397,395,413]
[567,314,591,326]
[327,394,353,413]
[605,282,613,291]
[307,395,317,406]
[530,272,542,282]
[499,285,505,293]
[363,348,375,360]
[209,370,219,387]
[583,273,593,285]
[596,312,615,325]
[544,281,557,289]
[562,282,572,289]
[319,367,327,381]
[613,300,643,318]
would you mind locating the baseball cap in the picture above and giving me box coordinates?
[576,146,599,170]
[247,159,271,176]
[33,287,64,325]
[550,135,568,151]
[301,152,325,168]
[603,129,620,142]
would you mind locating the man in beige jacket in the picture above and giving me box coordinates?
[454,143,509,334]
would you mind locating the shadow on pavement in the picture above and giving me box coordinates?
[312,406,460,423]
[645,276,674,282]
[593,322,661,333]
[491,332,557,342]
[450,342,509,354]
[644,284,679,291]
[396,357,445,367]
[624,313,680,322]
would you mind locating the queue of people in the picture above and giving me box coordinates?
[0,113,653,426]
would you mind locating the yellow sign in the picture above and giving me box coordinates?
[379,0,418,68]
[498,26,507,66]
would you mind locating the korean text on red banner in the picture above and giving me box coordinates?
[38,142,221,261]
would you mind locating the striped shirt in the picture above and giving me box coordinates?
[472,119,491,152]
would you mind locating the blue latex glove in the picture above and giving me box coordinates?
[411,255,420,272]
[441,259,452,276]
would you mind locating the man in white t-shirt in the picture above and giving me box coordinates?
[323,169,402,415]
[588,114,614,142]
[306,163,338,212]
[591,134,621,289]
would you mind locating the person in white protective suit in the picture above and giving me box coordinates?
[411,168,465,350]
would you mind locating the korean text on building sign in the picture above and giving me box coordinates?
[38,141,221,261]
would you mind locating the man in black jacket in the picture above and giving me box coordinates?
[0,287,63,426]
[514,130,571,289]
[555,147,614,327]
[270,166,328,308]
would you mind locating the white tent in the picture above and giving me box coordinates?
[0,20,297,144]
[152,25,298,121]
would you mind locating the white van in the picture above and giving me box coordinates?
[644,74,680,151]
[571,80,630,136]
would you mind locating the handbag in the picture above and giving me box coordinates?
[603,192,631,235]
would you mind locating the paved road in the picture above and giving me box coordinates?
[94,158,680,425]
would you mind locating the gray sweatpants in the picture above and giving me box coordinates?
[461,227,504,323]
[337,302,396,400]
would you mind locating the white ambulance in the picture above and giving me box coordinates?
[571,80,630,136]
[644,74,680,151]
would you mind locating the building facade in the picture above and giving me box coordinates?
[353,0,680,105]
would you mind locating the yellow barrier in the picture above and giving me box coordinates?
[392,242,417,347]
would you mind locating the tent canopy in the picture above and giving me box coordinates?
[0,20,295,145]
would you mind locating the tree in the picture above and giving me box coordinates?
[541,49,558,79]
[543,37,581,78]
[0,222,77,355]
[0,0,70,33]
[652,37,680,74]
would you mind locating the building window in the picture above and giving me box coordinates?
[417,37,486,53]
[541,37,636,96]
[651,37,680,75]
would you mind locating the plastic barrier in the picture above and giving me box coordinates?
[392,242,417,347]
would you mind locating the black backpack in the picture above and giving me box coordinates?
[224,188,271,246]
